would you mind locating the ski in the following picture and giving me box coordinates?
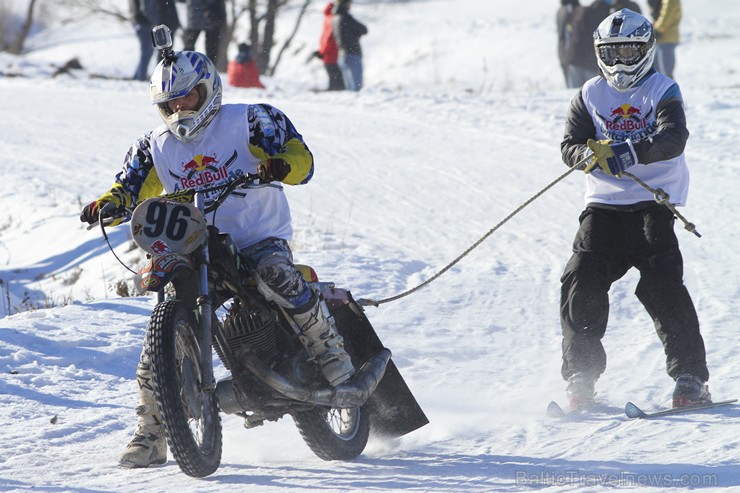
[546,400,567,418]
[546,400,616,418]
[625,399,737,419]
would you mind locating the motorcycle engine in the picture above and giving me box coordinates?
[219,305,279,366]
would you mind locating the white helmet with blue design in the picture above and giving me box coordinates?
[150,51,222,143]
[593,9,656,92]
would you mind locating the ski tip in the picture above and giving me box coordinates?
[625,401,647,419]
[547,400,566,418]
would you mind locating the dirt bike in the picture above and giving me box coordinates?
[96,173,427,477]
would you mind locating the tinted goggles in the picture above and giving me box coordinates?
[597,43,646,66]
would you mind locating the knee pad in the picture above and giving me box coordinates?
[255,254,311,309]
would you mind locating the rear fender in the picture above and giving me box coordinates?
[136,253,195,293]
[322,287,429,438]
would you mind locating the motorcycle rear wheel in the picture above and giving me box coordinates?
[293,405,370,460]
[148,300,222,477]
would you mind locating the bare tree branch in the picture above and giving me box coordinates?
[268,0,310,76]
[58,0,128,22]
[8,0,38,54]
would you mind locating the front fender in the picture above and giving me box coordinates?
[136,253,194,293]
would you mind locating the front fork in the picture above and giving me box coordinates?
[194,193,216,393]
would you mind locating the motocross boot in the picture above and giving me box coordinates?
[119,362,168,468]
[672,373,711,408]
[290,292,355,386]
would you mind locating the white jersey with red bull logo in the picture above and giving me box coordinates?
[113,103,314,250]
[571,72,690,207]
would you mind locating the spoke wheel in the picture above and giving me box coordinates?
[148,300,222,477]
[293,405,369,460]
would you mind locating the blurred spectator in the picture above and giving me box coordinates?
[181,0,226,68]
[332,0,367,91]
[227,43,265,89]
[557,0,580,88]
[318,2,344,91]
[614,0,641,13]
[648,0,681,79]
[564,0,641,88]
[131,0,180,81]
[564,0,610,87]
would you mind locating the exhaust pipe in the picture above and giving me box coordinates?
[218,348,391,413]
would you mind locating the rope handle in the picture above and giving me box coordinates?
[620,171,701,238]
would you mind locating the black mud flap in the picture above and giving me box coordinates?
[323,287,429,438]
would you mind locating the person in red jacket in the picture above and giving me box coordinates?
[227,43,265,89]
[318,2,344,90]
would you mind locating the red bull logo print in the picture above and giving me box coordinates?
[150,240,171,255]
[180,153,228,188]
[606,103,647,132]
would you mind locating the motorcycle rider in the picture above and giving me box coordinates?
[559,9,709,411]
[79,48,355,468]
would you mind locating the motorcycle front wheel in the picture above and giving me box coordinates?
[147,300,222,477]
[293,405,370,460]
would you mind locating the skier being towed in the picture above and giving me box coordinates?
[559,9,711,411]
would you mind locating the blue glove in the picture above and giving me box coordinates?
[584,139,638,177]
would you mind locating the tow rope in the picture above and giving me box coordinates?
[358,155,700,307]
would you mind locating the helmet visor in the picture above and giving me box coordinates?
[597,43,647,67]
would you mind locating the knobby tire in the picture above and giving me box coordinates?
[147,300,222,477]
[293,405,370,460]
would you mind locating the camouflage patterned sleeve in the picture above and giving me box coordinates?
[110,132,164,206]
[247,104,315,185]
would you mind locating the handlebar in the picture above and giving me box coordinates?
[85,173,276,230]
[206,172,265,192]
[203,173,280,214]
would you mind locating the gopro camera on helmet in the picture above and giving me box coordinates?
[151,24,178,64]
[151,24,172,50]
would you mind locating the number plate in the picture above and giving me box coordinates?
[130,198,207,255]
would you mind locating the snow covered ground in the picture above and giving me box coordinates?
[2,0,740,491]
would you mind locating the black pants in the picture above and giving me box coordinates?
[560,205,708,382]
[183,28,222,67]
[324,64,345,91]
